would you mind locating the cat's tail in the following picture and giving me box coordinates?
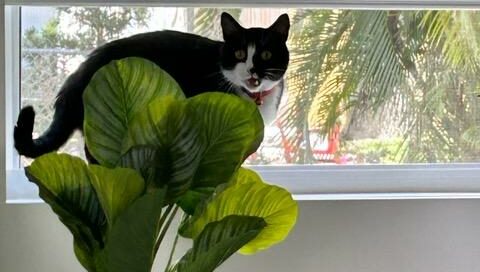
[14,105,77,158]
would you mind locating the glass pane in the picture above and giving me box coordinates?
[20,7,480,166]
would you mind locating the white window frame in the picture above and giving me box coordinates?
[5,0,480,9]
[2,1,480,203]
[1,0,6,205]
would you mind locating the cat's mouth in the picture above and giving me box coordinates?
[244,77,261,90]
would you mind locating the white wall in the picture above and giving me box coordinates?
[2,200,480,272]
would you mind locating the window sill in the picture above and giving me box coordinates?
[6,164,480,203]
[252,164,480,200]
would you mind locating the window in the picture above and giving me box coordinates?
[4,3,480,203]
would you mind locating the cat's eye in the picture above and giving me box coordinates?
[261,50,272,60]
[235,50,246,60]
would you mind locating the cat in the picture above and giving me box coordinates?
[14,12,290,160]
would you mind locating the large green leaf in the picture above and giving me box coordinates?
[181,168,297,255]
[171,215,266,272]
[125,98,203,199]
[101,189,165,272]
[117,145,158,183]
[186,93,264,189]
[25,153,106,271]
[124,93,264,209]
[89,165,145,228]
[176,187,215,215]
[83,57,185,167]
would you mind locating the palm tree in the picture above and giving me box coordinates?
[282,9,480,163]
[191,8,241,40]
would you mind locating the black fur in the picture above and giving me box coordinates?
[14,13,290,159]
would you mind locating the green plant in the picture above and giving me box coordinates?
[340,138,405,164]
[25,57,298,272]
[283,10,480,163]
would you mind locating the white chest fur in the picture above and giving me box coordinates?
[235,83,283,125]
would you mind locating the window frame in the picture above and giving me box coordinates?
[3,3,480,203]
[6,0,480,9]
[1,0,6,204]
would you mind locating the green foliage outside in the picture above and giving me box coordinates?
[340,138,405,164]
[286,10,480,163]
[24,7,150,49]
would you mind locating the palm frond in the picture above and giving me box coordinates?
[193,8,241,40]
[421,10,480,73]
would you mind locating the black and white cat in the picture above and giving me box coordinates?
[14,12,290,159]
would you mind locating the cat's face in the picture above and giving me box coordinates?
[220,13,290,93]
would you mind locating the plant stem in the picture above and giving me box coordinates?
[158,205,174,233]
[154,205,179,257]
[152,205,174,263]
[164,232,180,272]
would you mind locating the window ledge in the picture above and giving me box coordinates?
[6,164,480,203]
[252,164,480,200]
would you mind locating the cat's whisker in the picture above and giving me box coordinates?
[218,76,237,94]
[205,70,223,78]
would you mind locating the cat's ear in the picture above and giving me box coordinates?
[269,14,290,42]
[221,12,243,40]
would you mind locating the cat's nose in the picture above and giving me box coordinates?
[249,67,256,75]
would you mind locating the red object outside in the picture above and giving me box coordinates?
[277,121,341,164]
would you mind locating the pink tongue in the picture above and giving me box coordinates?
[248,78,259,87]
